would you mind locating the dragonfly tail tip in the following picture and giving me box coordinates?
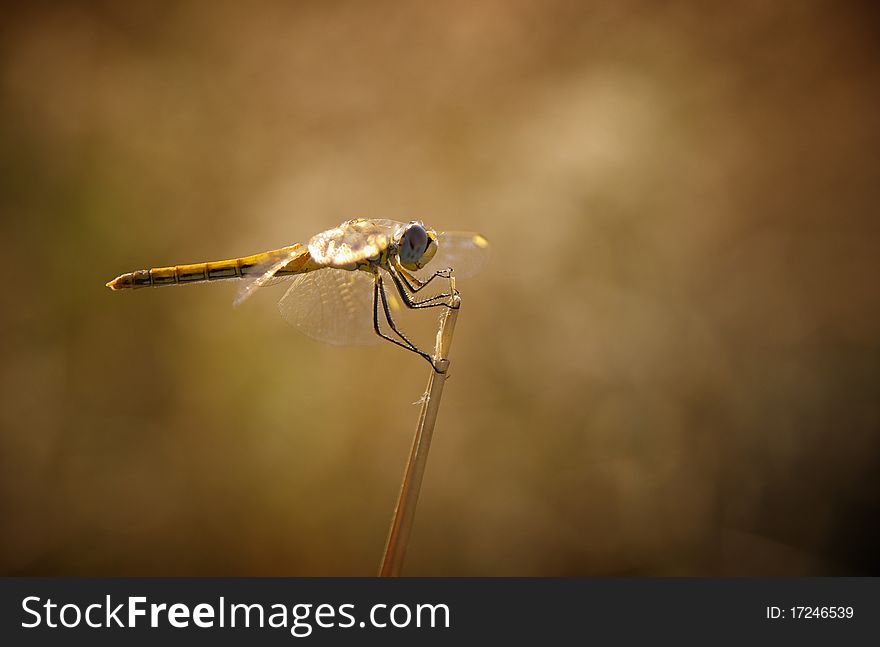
[106,274,127,290]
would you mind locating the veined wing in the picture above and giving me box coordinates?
[308,218,406,269]
[233,245,308,307]
[279,268,386,346]
[423,231,490,279]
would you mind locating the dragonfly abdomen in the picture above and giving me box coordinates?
[106,245,314,290]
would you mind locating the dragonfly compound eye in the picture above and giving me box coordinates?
[399,223,430,269]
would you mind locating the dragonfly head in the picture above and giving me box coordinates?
[398,221,438,271]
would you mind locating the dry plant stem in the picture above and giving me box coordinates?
[379,282,460,577]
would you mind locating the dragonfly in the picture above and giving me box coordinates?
[106,219,489,367]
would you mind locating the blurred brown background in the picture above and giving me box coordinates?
[1,0,879,575]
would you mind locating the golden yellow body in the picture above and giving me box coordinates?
[106,244,322,291]
[106,218,488,361]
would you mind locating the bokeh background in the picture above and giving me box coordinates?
[1,0,879,575]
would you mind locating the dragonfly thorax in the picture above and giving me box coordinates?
[397,221,438,271]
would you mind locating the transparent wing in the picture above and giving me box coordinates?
[422,231,490,279]
[233,246,305,307]
[308,218,405,268]
[278,268,381,346]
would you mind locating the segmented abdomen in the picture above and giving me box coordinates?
[106,244,316,290]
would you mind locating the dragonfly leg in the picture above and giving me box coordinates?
[372,273,435,367]
[396,264,453,293]
[387,264,458,309]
